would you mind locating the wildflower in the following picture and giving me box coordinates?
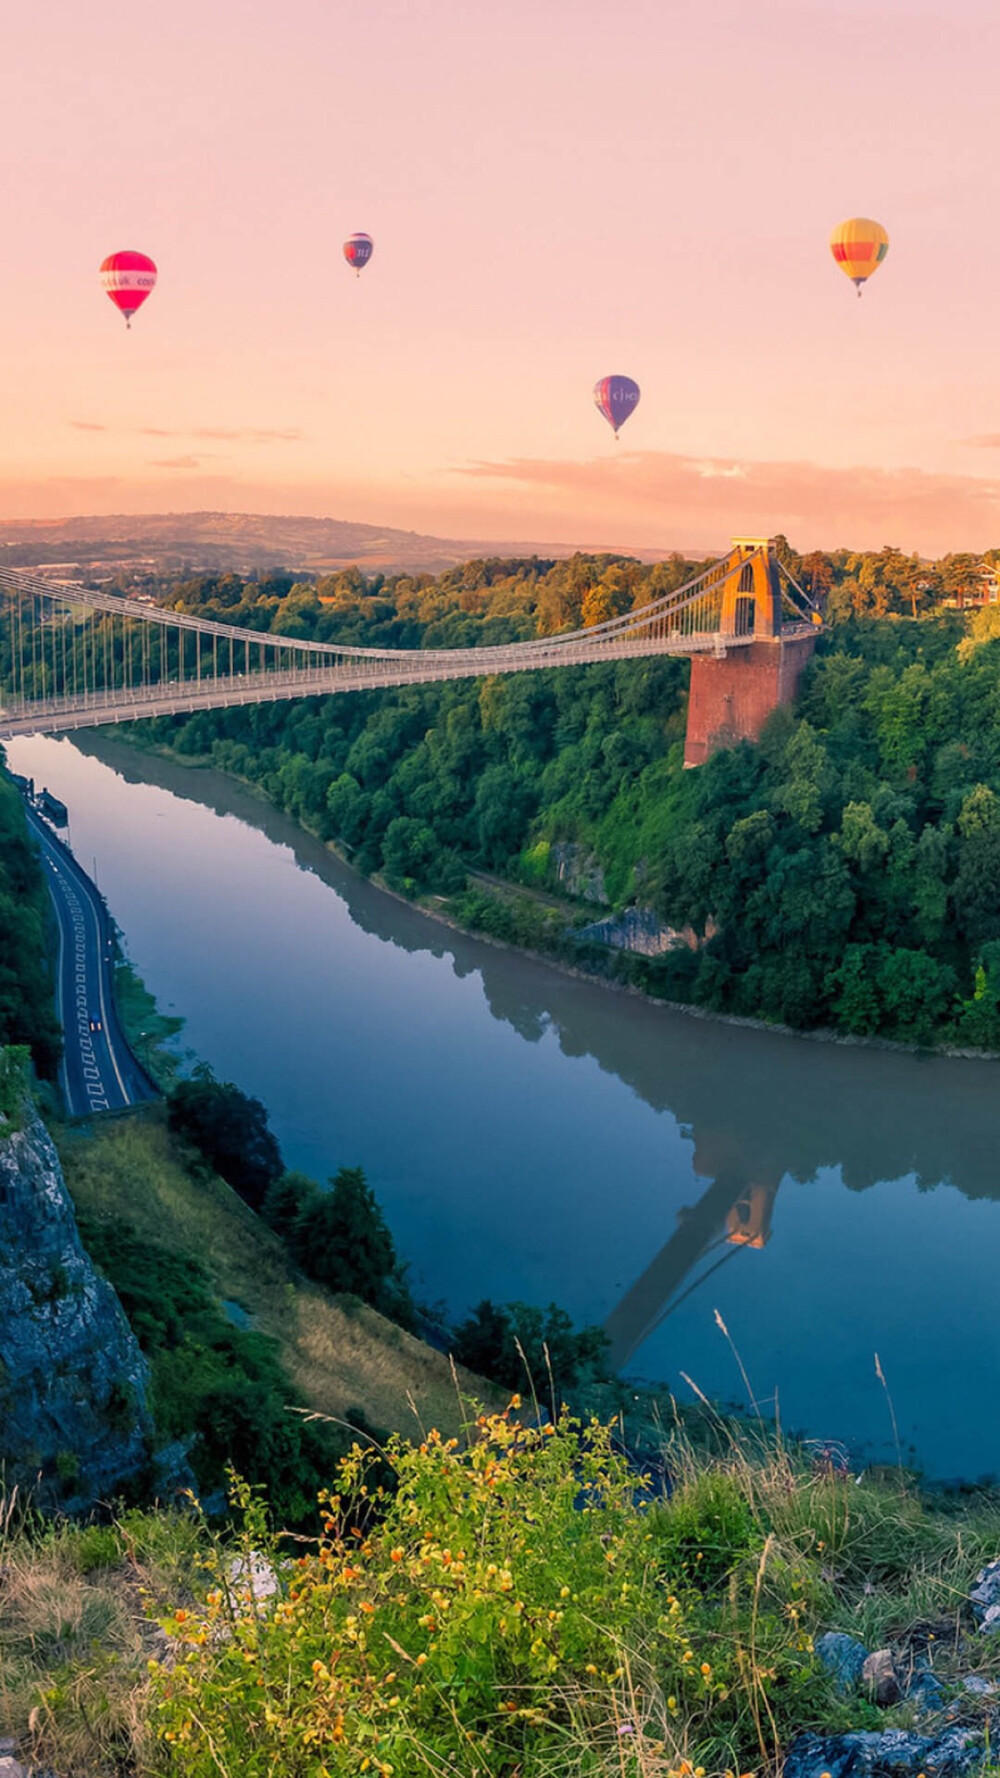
[618,1722,636,1735]
[667,1696,677,1711]
[701,1662,712,1676]
[390,1547,404,1563]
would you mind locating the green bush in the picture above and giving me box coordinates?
[152,1411,822,1777]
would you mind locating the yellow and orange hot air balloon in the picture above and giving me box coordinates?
[829,217,889,296]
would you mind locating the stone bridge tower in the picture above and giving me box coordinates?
[683,537,819,767]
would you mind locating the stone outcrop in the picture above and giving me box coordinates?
[549,841,608,906]
[784,1725,990,1778]
[576,906,714,957]
[0,1096,153,1508]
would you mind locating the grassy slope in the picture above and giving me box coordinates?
[55,1108,498,1441]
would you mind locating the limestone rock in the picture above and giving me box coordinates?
[908,1669,947,1712]
[863,1648,902,1705]
[549,841,608,906]
[814,1630,870,1693]
[970,1560,1000,1633]
[784,1725,989,1778]
[0,1096,153,1508]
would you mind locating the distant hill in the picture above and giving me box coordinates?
[0,511,577,577]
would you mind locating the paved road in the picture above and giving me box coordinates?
[26,804,158,1117]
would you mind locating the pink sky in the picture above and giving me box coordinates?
[5,0,1000,556]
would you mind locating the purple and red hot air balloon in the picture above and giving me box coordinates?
[100,251,157,329]
[594,375,640,438]
[343,232,374,275]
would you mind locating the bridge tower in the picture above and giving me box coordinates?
[683,537,818,767]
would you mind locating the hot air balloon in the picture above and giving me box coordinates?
[594,375,640,438]
[100,251,157,328]
[829,218,889,295]
[344,232,374,275]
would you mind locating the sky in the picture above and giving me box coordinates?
[5,0,1000,556]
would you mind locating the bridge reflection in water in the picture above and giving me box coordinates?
[604,1172,779,1370]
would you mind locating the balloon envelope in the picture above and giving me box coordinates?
[100,250,157,326]
[594,375,640,436]
[829,218,889,292]
[344,232,374,272]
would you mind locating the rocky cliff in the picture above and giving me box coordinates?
[0,1094,153,1508]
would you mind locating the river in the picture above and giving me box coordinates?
[9,731,1000,1481]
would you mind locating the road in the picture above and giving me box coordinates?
[25,803,158,1117]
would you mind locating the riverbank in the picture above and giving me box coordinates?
[107,731,1000,1065]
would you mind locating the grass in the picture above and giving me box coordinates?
[111,953,187,1091]
[55,1106,500,1442]
[0,1492,207,1776]
[6,1413,1000,1778]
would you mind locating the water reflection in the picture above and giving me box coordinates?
[24,730,1000,1476]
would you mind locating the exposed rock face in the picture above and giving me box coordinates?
[549,842,609,906]
[0,1099,153,1508]
[577,906,702,957]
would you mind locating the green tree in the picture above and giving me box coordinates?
[452,1299,609,1403]
[168,1070,284,1211]
[291,1166,411,1322]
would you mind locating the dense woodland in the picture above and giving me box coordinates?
[128,544,1000,1048]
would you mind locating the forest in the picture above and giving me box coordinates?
[133,543,1000,1048]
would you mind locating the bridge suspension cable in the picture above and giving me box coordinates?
[0,543,818,740]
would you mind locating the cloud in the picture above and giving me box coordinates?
[455,450,1000,554]
[148,454,207,470]
[964,435,1000,449]
[69,420,107,432]
[136,425,303,443]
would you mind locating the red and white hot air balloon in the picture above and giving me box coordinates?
[100,251,157,328]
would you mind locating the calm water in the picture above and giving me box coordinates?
[10,732,1000,1480]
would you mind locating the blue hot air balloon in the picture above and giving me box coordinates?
[344,232,374,274]
[594,374,640,438]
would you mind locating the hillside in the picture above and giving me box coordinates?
[56,1109,498,1451]
[0,510,571,578]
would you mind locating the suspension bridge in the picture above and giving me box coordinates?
[0,539,820,764]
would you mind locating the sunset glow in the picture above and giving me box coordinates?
[5,0,1000,553]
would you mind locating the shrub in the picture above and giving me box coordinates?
[152,1410,822,1777]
